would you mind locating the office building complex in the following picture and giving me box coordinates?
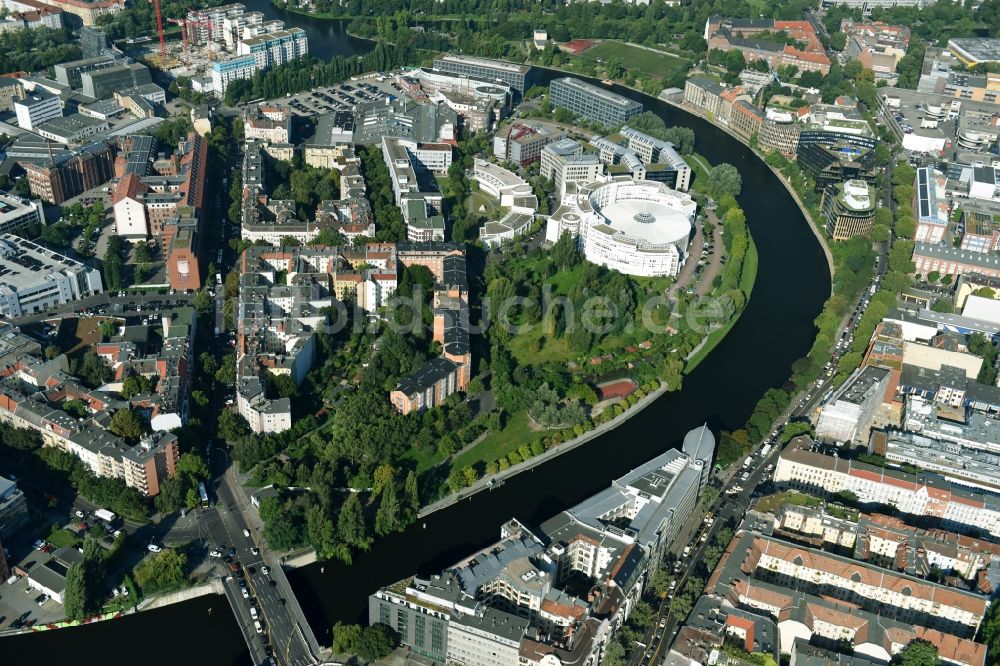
[948,38,1000,67]
[0,234,103,317]
[370,432,712,664]
[111,133,208,289]
[52,54,118,89]
[431,54,534,94]
[79,25,108,58]
[540,139,602,198]
[36,114,108,145]
[492,122,560,166]
[20,140,115,204]
[591,127,692,191]
[546,177,696,278]
[80,62,151,100]
[14,90,61,130]
[915,166,949,244]
[823,179,876,240]
[549,78,642,127]
[0,191,41,235]
[381,136,449,242]
[473,159,538,247]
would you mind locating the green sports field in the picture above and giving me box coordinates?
[577,40,690,79]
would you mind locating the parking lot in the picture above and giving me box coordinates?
[283,78,399,117]
[0,573,65,632]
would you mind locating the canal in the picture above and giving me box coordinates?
[1,7,831,665]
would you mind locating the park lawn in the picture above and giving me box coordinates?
[508,330,577,366]
[48,528,81,549]
[577,40,690,79]
[399,442,447,476]
[449,411,545,472]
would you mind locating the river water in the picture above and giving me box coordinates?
[2,7,830,665]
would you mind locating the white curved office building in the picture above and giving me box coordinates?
[547,177,696,277]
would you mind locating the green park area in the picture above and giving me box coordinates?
[575,40,690,79]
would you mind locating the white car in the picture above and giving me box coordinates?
[75,510,84,519]
[113,530,122,538]
[250,547,259,556]
[111,587,120,597]
[250,606,258,620]
[254,620,263,634]
[121,587,129,597]
[243,529,251,538]
[241,587,249,599]
[210,550,222,558]
[147,544,161,553]
[261,566,269,575]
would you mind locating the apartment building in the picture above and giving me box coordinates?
[0,475,28,538]
[244,103,291,144]
[0,345,182,496]
[705,16,831,74]
[32,0,123,26]
[0,234,103,317]
[492,122,558,166]
[549,77,643,127]
[371,434,712,664]
[211,25,308,96]
[390,252,470,413]
[696,524,988,665]
[775,437,1000,537]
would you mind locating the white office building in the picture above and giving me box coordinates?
[14,90,61,130]
[0,234,103,317]
[546,177,696,277]
[0,191,41,235]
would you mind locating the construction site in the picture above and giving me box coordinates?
[129,1,309,97]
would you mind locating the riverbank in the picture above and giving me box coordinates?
[137,580,224,612]
[418,379,671,518]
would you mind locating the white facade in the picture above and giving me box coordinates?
[546,178,696,277]
[0,191,41,235]
[0,234,103,317]
[774,443,1000,537]
[113,196,147,237]
[14,91,60,130]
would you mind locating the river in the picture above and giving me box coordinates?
[1,7,830,665]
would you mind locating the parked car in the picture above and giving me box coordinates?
[147,544,161,553]
[241,587,250,599]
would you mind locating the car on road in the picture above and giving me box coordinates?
[250,547,259,555]
[243,529,251,538]
[261,566,269,575]
[75,510,85,518]
[147,544,161,553]
[250,606,258,620]
[254,620,263,634]
[241,586,249,599]
[210,549,222,558]
[228,547,237,557]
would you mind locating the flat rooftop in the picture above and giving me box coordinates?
[433,54,531,75]
[553,77,641,108]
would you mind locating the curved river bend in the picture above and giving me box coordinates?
[2,8,831,665]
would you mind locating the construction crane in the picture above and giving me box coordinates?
[166,18,190,66]
[148,0,166,62]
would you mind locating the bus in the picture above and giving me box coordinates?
[198,482,209,507]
